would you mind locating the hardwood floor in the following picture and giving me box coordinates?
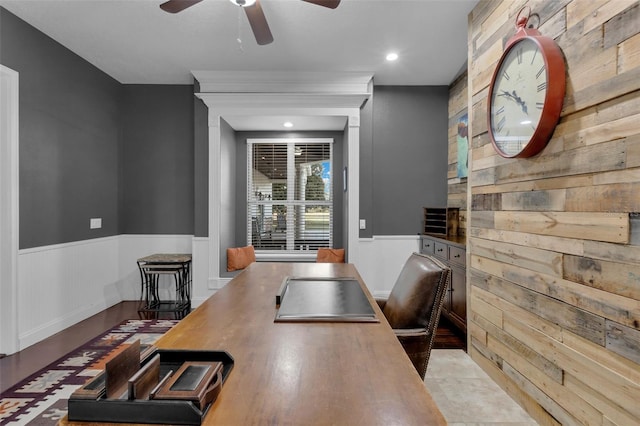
[433,317,467,350]
[0,302,466,394]
[0,301,141,393]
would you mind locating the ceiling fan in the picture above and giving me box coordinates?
[159,0,341,45]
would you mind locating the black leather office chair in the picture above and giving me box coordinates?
[376,252,451,379]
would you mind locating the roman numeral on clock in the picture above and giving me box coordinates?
[530,48,538,65]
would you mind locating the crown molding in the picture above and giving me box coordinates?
[192,70,373,95]
[195,92,370,112]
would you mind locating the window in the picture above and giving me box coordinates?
[247,138,333,253]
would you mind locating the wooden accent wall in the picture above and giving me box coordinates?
[448,72,469,236]
[466,1,640,424]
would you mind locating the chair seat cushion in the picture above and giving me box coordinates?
[316,248,345,263]
[227,245,256,271]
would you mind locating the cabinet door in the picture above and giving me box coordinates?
[433,241,447,261]
[449,265,466,331]
[449,246,466,267]
[420,237,435,255]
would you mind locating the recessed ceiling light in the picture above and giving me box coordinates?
[386,52,399,61]
[283,121,293,128]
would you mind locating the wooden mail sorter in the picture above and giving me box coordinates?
[68,341,234,425]
[423,207,460,237]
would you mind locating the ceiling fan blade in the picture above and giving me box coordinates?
[244,0,274,45]
[300,0,341,9]
[159,0,203,14]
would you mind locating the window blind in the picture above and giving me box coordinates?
[247,139,333,252]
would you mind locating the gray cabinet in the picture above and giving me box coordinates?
[420,235,466,333]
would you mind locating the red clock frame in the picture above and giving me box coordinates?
[487,10,566,158]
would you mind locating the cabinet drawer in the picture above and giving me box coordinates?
[449,246,466,267]
[421,238,435,255]
[434,241,447,260]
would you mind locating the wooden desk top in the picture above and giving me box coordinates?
[62,262,446,425]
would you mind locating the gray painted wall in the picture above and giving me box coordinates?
[2,7,449,250]
[120,85,194,234]
[370,86,449,235]
[1,9,195,246]
[1,8,121,249]
[358,88,374,238]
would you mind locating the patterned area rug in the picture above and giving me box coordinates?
[0,319,178,425]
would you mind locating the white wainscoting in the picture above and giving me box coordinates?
[191,235,421,301]
[14,234,418,352]
[353,235,421,299]
[190,236,221,306]
[190,235,420,300]
[16,234,193,352]
[18,236,120,351]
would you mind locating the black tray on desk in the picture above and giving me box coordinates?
[68,349,234,425]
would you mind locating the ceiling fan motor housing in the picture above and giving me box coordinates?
[230,0,256,7]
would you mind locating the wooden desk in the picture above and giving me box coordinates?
[63,262,446,425]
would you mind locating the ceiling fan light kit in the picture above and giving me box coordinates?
[160,0,341,46]
[229,0,256,7]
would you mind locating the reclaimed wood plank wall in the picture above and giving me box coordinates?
[465,0,640,424]
[448,72,469,236]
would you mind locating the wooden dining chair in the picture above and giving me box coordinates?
[376,252,451,379]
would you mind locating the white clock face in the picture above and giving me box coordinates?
[490,37,547,157]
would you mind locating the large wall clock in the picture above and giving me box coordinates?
[487,8,566,158]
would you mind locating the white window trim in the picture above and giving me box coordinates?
[247,138,334,258]
[193,70,372,288]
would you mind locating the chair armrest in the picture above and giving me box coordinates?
[393,328,429,338]
[393,328,433,380]
[375,298,387,310]
[394,328,431,351]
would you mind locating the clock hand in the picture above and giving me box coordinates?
[511,90,528,115]
[498,90,529,115]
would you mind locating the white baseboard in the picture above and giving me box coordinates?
[18,295,121,350]
[13,235,192,353]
